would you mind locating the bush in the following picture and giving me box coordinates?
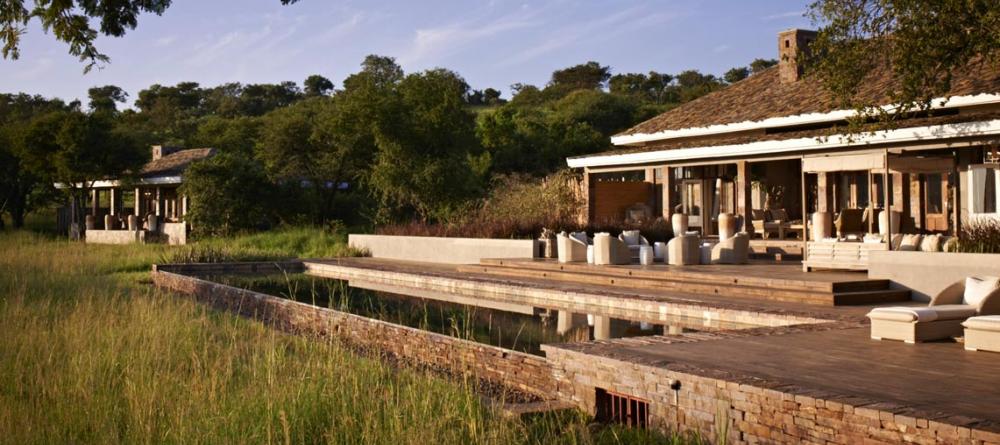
[377,169,675,242]
[955,219,1000,253]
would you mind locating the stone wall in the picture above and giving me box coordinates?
[152,267,556,398]
[347,234,538,264]
[162,222,188,245]
[543,345,1000,445]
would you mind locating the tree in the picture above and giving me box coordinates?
[88,85,128,113]
[189,116,260,155]
[724,67,750,84]
[808,0,1000,117]
[181,154,273,236]
[483,88,504,105]
[303,74,334,97]
[749,58,778,74]
[369,68,486,222]
[1,0,299,71]
[549,62,612,91]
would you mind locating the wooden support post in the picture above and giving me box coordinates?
[953,153,962,236]
[817,173,833,213]
[155,187,162,217]
[884,149,892,250]
[663,166,674,220]
[893,173,911,233]
[90,189,99,216]
[801,161,808,260]
[134,188,141,216]
[736,161,752,233]
[644,167,657,215]
[583,169,594,225]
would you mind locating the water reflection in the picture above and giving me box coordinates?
[203,273,754,356]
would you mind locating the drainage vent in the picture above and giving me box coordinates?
[595,388,649,428]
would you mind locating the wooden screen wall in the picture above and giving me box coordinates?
[591,181,652,223]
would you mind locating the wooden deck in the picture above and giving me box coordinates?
[456,258,910,306]
[554,326,1000,424]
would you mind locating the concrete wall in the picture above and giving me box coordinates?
[544,345,1000,445]
[348,234,537,264]
[869,251,1000,301]
[162,222,188,245]
[85,229,145,245]
[152,266,556,398]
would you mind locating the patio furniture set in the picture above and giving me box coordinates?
[555,212,750,267]
[867,276,1000,353]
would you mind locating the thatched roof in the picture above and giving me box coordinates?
[616,61,1000,139]
[140,148,215,178]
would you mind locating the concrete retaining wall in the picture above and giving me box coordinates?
[348,234,537,264]
[85,229,146,245]
[544,345,1000,445]
[152,265,556,398]
[162,222,188,245]
[869,251,1000,301]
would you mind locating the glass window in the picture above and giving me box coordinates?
[926,174,943,214]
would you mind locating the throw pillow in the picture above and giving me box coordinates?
[898,234,923,251]
[919,234,941,252]
[964,276,1000,306]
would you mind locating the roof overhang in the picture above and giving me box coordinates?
[569,118,1000,169]
[609,93,1000,146]
[56,175,184,189]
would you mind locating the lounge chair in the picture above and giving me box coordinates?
[752,209,793,239]
[963,316,1000,352]
[867,276,1000,343]
[667,233,700,265]
[557,231,589,263]
[593,233,631,265]
[711,232,749,264]
[835,208,866,238]
[618,230,650,259]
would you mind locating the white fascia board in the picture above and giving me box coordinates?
[610,93,1000,146]
[55,175,184,189]
[569,118,1000,169]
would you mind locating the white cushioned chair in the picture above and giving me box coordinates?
[593,233,631,265]
[710,232,750,264]
[867,276,1000,343]
[556,231,589,263]
[618,230,650,259]
[667,234,700,265]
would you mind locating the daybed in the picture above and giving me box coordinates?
[867,276,1000,343]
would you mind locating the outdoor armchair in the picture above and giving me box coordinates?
[593,233,631,265]
[557,231,589,263]
[618,230,650,259]
[867,276,1000,343]
[710,232,749,264]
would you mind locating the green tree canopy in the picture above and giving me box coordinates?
[88,85,128,113]
[303,74,335,97]
[181,153,273,236]
[808,0,1000,115]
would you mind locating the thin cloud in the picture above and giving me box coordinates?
[713,44,730,53]
[763,10,804,21]
[399,13,542,66]
[154,36,176,47]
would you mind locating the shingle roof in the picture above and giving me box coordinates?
[140,148,215,178]
[617,61,1000,138]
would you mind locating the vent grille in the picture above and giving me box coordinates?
[595,388,649,428]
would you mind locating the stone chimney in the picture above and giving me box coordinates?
[151,145,182,160]
[778,29,817,83]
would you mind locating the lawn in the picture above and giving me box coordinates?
[0,227,697,444]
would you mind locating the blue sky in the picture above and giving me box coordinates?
[1,0,812,106]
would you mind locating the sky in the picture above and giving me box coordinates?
[0,0,813,107]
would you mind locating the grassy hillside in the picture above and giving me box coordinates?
[0,229,696,444]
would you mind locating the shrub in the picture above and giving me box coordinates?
[955,218,1000,253]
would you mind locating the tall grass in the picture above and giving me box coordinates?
[0,230,697,445]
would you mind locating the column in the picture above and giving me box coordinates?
[134,187,141,216]
[736,161,752,232]
[663,166,675,220]
[644,167,657,215]
[583,169,593,224]
[892,173,911,232]
[155,187,162,217]
[592,315,611,341]
[817,173,833,213]
[90,189,99,216]
[181,194,189,218]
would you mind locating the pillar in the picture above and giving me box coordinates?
[181,194,189,218]
[736,161,752,232]
[663,166,675,220]
[90,189,99,216]
[592,315,611,341]
[155,187,162,217]
[583,169,594,224]
[644,167,658,216]
[817,173,834,213]
[892,173,911,232]
[134,187,141,216]
[557,311,588,335]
